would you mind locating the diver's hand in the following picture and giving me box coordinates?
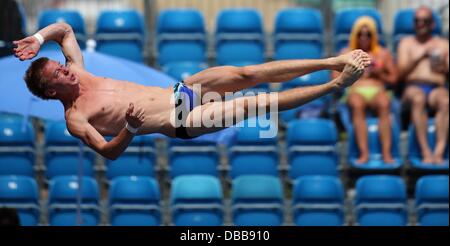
[13,36,41,61]
[125,103,145,129]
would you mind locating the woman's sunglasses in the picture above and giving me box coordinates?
[357,31,372,38]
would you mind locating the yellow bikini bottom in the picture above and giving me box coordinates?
[352,86,382,102]
[341,86,385,103]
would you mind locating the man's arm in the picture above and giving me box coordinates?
[67,104,146,160]
[13,23,84,68]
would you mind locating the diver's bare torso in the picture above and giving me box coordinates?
[64,66,176,137]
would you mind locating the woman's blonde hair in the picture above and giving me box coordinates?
[349,16,380,54]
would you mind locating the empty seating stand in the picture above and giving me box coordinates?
[292,176,345,226]
[355,175,408,226]
[109,176,161,226]
[168,139,219,178]
[415,175,449,226]
[229,118,279,178]
[0,116,35,176]
[0,175,40,226]
[96,10,145,62]
[38,9,87,50]
[171,175,223,226]
[44,121,95,180]
[48,176,100,226]
[216,8,265,67]
[287,119,339,179]
[232,175,284,226]
[106,135,156,181]
[274,8,324,60]
[157,9,207,81]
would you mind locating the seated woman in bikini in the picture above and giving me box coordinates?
[334,16,399,164]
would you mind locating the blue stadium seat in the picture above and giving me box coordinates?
[280,97,330,122]
[415,175,449,226]
[109,176,161,226]
[168,139,219,178]
[334,8,384,52]
[355,175,407,226]
[0,117,35,176]
[282,70,331,88]
[44,121,95,180]
[274,8,324,60]
[348,118,403,169]
[171,175,223,226]
[157,9,207,71]
[393,8,442,53]
[48,176,100,226]
[216,9,265,66]
[163,62,207,81]
[280,70,332,122]
[0,176,40,226]
[408,119,449,169]
[106,135,156,181]
[287,119,339,179]
[96,10,145,62]
[232,175,284,226]
[292,176,345,226]
[229,118,279,178]
[38,9,86,50]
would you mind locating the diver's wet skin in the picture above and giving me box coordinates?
[15,22,370,160]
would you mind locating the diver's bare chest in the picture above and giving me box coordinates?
[74,96,122,119]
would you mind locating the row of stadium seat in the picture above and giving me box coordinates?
[0,174,447,226]
[34,8,444,74]
[39,9,145,62]
[0,116,448,180]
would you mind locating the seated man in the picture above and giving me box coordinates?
[398,6,449,165]
[335,16,398,164]
[14,23,370,160]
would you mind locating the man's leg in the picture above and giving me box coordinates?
[348,92,369,164]
[183,50,371,98]
[428,87,449,164]
[403,86,433,164]
[371,91,394,164]
[184,62,366,138]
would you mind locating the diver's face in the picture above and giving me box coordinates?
[41,60,79,98]
[357,26,372,51]
[42,60,79,87]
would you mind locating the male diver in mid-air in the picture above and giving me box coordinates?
[14,23,370,160]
